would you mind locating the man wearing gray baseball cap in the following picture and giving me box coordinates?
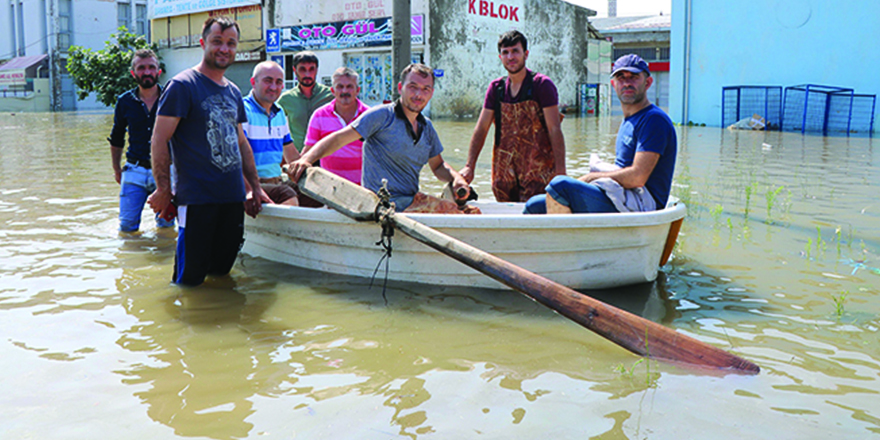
[524,54,677,215]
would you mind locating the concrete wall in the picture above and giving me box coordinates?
[0,79,51,112]
[670,0,880,132]
[428,0,592,117]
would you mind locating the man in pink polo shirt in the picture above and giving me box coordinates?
[303,67,370,184]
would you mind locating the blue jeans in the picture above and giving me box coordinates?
[119,163,175,231]
[524,175,618,214]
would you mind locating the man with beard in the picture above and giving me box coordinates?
[147,17,264,286]
[277,51,333,154]
[242,60,299,205]
[460,30,566,203]
[524,54,677,215]
[109,49,175,232]
[303,67,370,185]
[287,64,478,215]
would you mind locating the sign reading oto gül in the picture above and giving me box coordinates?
[469,0,520,21]
[279,15,423,52]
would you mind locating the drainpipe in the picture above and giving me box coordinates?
[682,0,692,124]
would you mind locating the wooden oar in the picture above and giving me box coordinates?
[296,168,760,374]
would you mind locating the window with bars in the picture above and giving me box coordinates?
[135,4,148,38]
[612,47,669,62]
[58,0,72,51]
[118,2,131,31]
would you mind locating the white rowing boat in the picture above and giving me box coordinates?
[242,198,686,290]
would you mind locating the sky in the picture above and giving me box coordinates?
[563,0,671,18]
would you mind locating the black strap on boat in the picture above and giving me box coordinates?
[369,180,395,305]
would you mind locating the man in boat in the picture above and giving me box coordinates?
[147,17,264,286]
[242,60,299,206]
[108,49,175,232]
[524,54,677,214]
[286,63,479,214]
[277,51,334,155]
[303,67,370,185]
[459,30,566,202]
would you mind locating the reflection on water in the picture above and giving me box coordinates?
[0,112,878,439]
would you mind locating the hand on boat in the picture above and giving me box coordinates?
[244,187,264,218]
[285,159,312,185]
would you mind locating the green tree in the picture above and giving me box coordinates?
[67,27,162,107]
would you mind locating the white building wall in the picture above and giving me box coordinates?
[2,0,152,110]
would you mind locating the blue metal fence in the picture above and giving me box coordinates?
[781,84,874,136]
[721,86,782,129]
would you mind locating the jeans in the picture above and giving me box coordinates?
[119,163,175,231]
[524,175,618,214]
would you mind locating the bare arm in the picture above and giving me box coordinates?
[147,115,179,213]
[110,145,124,184]
[580,151,660,189]
[284,142,302,163]
[286,125,361,183]
[542,105,567,176]
[460,107,494,183]
[429,154,470,199]
[238,124,264,217]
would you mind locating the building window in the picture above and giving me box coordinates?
[118,1,131,31]
[612,47,669,62]
[135,3,148,38]
[58,0,72,51]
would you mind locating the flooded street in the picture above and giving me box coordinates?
[1,111,878,439]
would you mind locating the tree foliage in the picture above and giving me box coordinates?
[67,28,162,107]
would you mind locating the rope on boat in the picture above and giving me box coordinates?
[369,179,396,305]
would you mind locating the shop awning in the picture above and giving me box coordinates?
[0,54,48,71]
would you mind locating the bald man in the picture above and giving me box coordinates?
[242,60,299,205]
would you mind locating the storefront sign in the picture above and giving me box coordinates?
[468,0,520,22]
[280,15,423,52]
[151,0,260,20]
[0,70,26,86]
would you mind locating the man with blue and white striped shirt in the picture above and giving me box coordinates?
[242,61,299,205]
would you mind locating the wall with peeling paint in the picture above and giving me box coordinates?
[428,0,596,117]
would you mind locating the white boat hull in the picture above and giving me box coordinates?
[242,199,686,290]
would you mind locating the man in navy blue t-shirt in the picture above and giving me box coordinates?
[525,54,677,214]
[147,16,264,286]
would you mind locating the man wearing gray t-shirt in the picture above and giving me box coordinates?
[287,63,477,214]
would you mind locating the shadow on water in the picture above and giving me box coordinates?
[115,253,689,439]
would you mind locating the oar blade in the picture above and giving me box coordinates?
[298,167,380,221]
[390,213,760,374]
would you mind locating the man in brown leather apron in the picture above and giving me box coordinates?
[460,30,566,202]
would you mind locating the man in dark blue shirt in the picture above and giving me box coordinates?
[109,49,174,232]
[524,54,677,214]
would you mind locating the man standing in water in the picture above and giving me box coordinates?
[147,17,264,286]
[460,30,566,202]
[109,49,174,232]
[524,54,677,214]
[287,63,477,214]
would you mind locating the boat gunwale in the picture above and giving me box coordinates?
[252,198,686,230]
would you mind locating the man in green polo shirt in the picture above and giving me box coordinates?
[277,51,333,154]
